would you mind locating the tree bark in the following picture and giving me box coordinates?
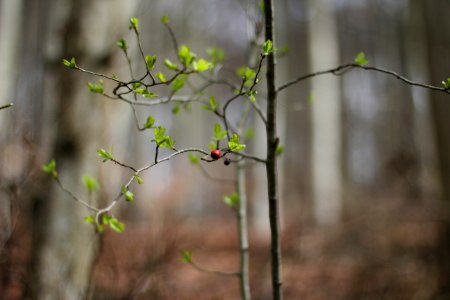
[264,0,283,299]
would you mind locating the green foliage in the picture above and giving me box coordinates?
[84,215,95,224]
[442,78,450,89]
[134,175,144,184]
[134,88,156,98]
[180,250,193,263]
[237,66,256,86]
[354,52,368,66]
[178,45,196,67]
[103,214,125,233]
[213,123,227,141]
[129,17,139,30]
[262,40,273,56]
[228,133,246,151]
[87,80,104,94]
[207,141,216,150]
[193,58,212,72]
[153,126,175,149]
[122,186,135,202]
[188,153,200,165]
[172,102,181,115]
[82,175,99,193]
[145,54,157,70]
[206,47,225,66]
[172,74,187,92]
[223,192,239,208]
[161,15,170,25]
[202,96,219,112]
[97,148,115,162]
[247,90,257,103]
[156,72,167,83]
[116,38,128,51]
[42,159,58,177]
[144,115,155,129]
[164,59,178,71]
[109,218,125,233]
[275,145,284,156]
[244,127,254,140]
[62,57,77,69]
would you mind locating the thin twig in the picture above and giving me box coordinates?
[277,63,450,94]
[191,260,240,277]
[54,177,99,212]
[0,103,13,110]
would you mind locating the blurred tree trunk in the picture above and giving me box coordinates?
[23,0,136,298]
[307,0,342,225]
[424,0,450,297]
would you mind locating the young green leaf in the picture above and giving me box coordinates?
[129,17,139,30]
[178,45,196,67]
[153,126,175,149]
[117,38,128,51]
[145,54,157,70]
[193,59,212,72]
[164,59,178,71]
[156,72,167,83]
[208,141,217,150]
[262,39,273,56]
[188,153,200,165]
[161,15,170,25]
[442,78,450,89]
[237,66,256,86]
[172,102,181,115]
[62,57,77,69]
[354,52,368,66]
[202,96,218,111]
[109,218,125,233]
[244,127,254,140]
[134,175,144,184]
[42,159,58,177]
[275,145,285,156]
[228,133,246,151]
[213,123,227,141]
[144,115,155,129]
[206,47,225,66]
[124,189,134,202]
[172,74,187,92]
[84,215,95,224]
[180,250,193,263]
[82,175,99,193]
[87,80,104,94]
[97,148,115,162]
[223,192,239,208]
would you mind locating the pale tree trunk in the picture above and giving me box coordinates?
[307,0,342,225]
[404,0,439,198]
[26,0,138,298]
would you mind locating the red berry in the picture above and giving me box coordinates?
[210,149,221,160]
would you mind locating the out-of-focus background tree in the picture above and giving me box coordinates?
[0,0,449,299]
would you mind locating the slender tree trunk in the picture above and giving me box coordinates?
[308,0,342,225]
[237,160,251,300]
[264,0,283,299]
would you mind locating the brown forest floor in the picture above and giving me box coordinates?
[1,196,445,300]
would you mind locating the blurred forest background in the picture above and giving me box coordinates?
[0,0,449,299]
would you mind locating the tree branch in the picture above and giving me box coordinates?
[277,63,450,94]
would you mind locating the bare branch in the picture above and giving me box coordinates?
[0,103,13,110]
[277,63,450,94]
